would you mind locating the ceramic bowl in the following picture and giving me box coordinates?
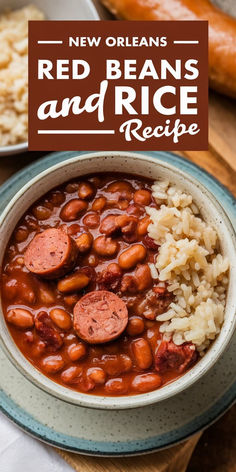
[0,151,235,409]
[0,0,101,156]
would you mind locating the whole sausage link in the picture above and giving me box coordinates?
[132,338,153,369]
[118,244,147,269]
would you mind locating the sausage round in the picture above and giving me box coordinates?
[24,228,78,278]
[73,290,128,344]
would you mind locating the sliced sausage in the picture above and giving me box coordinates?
[24,228,78,279]
[73,290,128,344]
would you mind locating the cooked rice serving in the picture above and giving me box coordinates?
[0,5,44,146]
[146,180,229,353]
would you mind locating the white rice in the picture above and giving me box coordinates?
[146,180,229,352]
[0,5,44,146]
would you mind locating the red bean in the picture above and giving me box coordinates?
[50,308,72,330]
[78,182,95,200]
[68,343,87,361]
[6,308,34,329]
[83,213,100,228]
[126,317,145,336]
[57,271,90,293]
[87,367,106,385]
[41,355,65,374]
[75,232,93,253]
[134,264,152,291]
[118,244,147,270]
[60,199,88,222]
[61,366,82,384]
[133,189,152,206]
[132,373,162,392]
[132,338,153,369]
[105,378,128,395]
[92,196,107,212]
[93,236,119,257]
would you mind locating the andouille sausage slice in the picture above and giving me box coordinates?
[24,228,78,279]
[73,290,128,344]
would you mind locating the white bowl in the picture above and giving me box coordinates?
[0,0,101,156]
[0,151,235,409]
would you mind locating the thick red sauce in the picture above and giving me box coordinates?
[1,173,197,396]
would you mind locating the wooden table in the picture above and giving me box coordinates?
[0,90,235,472]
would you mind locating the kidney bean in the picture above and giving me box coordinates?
[6,308,34,329]
[137,216,151,236]
[117,200,129,210]
[67,223,81,236]
[14,227,28,243]
[21,286,36,305]
[2,278,18,301]
[86,254,99,267]
[133,189,152,206]
[32,340,46,357]
[24,215,39,231]
[92,196,107,212]
[107,180,133,199]
[41,355,65,374]
[126,316,145,336]
[93,236,119,257]
[78,182,95,200]
[38,284,55,305]
[32,205,52,220]
[65,182,79,193]
[64,294,79,306]
[75,232,93,253]
[102,354,132,376]
[83,213,100,228]
[61,366,82,384]
[57,271,90,293]
[49,190,65,206]
[132,338,153,369]
[116,215,138,243]
[105,378,128,395]
[126,204,144,217]
[68,343,87,361]
[132,373,162,393]
[87,367,106,385]
[60,199,88,222]
[50,308,72,330]
[135,264,152,291]
[100,215,118,235]
[88,176,102,187]
[118,244,147,270]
